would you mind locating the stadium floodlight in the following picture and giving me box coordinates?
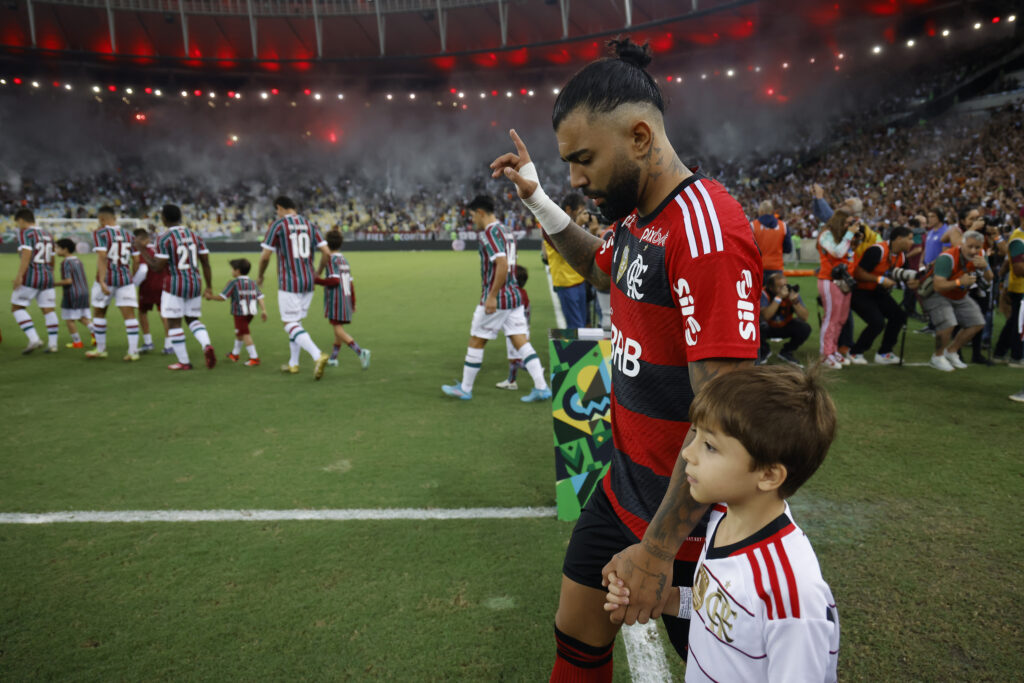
[31,81,39,88]
[0,79,5,85]
[838,53,845,60]
[125,87,133,94]
[458,91,465,98]
[754,66,761,73]
[942,29,950,36]
[209,91,216,98]
[64,84,72,90]
[528,90,534,96]
[337,93,344,100]
[92,85,100,92]
[314,92,322,100]
[676,76,683,82]
[973,22,981,29]
[553,87,559,94]
[234,93,241,99]
[506,91,512,97]
[480,92,486,98]
[181,90,188,97]
[782,62,789,69]
[809,57,816,63]
[154,89,162,96]
[1008,15,1016,22]
[872,45,882,54]
[261,92,269,99]
[701,73,707,79]
[386,93,393,100]
[409,93,416,100]
[230,135,239,142]
[907,39,915,47]
[726,69,735,77]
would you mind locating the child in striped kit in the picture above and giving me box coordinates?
[314,230,370,370]
[54,238,94,349]
[208,258,267,366]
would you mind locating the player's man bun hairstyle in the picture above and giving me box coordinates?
[552,37,664,130]
[161,204,182,225]
[467,195,495,214]
[14,208,35,223]
[274,196,296,210]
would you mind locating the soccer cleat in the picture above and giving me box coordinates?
[139,343,154,353]
[66,341,84,349]
[822,356,843,370]
[244,358,260,367]
[521,387,553,403]
[778,351,804,368]
[442,383,473,400]
[167,362,193,370]
[496,379,519,390]
[44,345,58,354]
[929,354,955,372]
[90,334,97,346]
[314,353,329,380]
[1008,360,1024,369]
[327,358,339,367]
[943,351,968,370]
[838,353,853,366]
[874,352,900,365]
[203,345,217,369]
[226,353,240,362]
[22,339,43,355]
[161,346,175,355]
[123,353,140,362]
[84,350,108,359]
[359,348,372,370]
[280,364,300,374]
[847,353,868,365]
[1010,390,1024,403]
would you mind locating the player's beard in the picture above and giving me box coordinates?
[588,158,642,224]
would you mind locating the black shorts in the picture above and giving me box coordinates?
[562,484,701,659]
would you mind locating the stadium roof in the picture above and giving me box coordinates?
[0,0,1020,79]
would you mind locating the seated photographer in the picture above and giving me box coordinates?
[759,273,810,367]
[920,230,993,372]
[849,226,918,365]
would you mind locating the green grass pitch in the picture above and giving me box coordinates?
[1,250,1021,681]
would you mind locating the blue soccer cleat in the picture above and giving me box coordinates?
[521,387,553,403]
[442,383,472,400]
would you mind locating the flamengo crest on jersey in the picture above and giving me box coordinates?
[594,172,762,545]
[478,221,523,309]
[18,227,55,290]
[221,276,263,317]
[262,214,326,293]
[686,504,839,683]
[61,256,90,309]
[93,225,137,287]
[155,226,209,298]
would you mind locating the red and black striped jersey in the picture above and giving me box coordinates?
[17,226,55,290]
[593,173,762,550]
[686,504,839,682]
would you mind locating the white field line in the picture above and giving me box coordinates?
[0,503,674,682]
[0,506,558,524]
[622,622,675,682]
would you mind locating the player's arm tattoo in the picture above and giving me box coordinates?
[546,226,611,291]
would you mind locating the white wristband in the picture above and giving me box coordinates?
[516,162,571,235]
[678,587,693,620]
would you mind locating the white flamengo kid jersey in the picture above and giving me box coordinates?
[686,503,839,682]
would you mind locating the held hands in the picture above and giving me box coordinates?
[601,542,673,625]
[490,129,539,201]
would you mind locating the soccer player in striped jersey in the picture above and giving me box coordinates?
[605,366,840,681]
[441,195,550,402]
[257,196,332,379]
[10,209,58,354]
[314,230,370,369]
[54,238,94,349]
[209,258,267,366]
[86,206,142,361]
[136,204,216,370]
[496,264,531,390]
[491,39,761,680]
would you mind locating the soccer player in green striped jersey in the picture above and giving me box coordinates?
[442,195,550,402]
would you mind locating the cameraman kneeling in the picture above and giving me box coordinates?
[760,273,811,367]
[849,226,917,364]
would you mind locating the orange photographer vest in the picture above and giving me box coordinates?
[752,218,786,271]
[855,241,905,291]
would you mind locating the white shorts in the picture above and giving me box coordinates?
[11,286,56,308]
[91,282,138,309]
[279,290,314,323]
[470,304,529,341]
[161,291,203,319]
[61,308,90,321]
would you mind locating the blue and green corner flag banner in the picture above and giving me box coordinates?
[549,331,614,521]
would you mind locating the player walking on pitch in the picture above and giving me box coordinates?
[86,206,142,361]
[491,39,761,679]
[10,209,58,354]
[136,204,216,370]
[441,194,550,402]
[257,196,331,380]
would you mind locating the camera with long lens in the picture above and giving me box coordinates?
[830,264,857,293]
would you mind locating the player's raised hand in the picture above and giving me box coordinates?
[491,129,538,200]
